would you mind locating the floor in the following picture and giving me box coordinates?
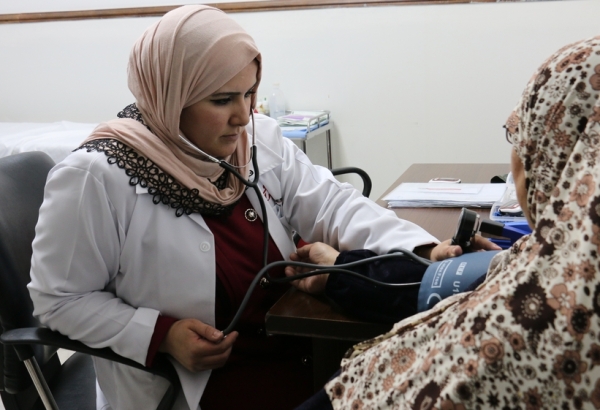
[0,349,74,410]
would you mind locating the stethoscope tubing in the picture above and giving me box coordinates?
[179,112,430,335]
[221,250,429,335]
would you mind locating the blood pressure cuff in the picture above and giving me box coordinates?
[324,250,427,324]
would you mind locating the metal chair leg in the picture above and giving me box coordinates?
[23,357,59,410]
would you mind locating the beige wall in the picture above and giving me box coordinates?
[0,0,598,198]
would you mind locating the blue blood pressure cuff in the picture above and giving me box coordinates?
[417,250,501,312]
[325,249,501,323]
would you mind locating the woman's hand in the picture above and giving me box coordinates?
[159,318,238,373]
[284,242,339,295]
[417,234,502,262]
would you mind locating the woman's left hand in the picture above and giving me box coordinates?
[418,234,502,262]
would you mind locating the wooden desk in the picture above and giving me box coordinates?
[376,163,510,239]
[265,163,509,389]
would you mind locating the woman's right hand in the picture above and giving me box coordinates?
[159,318,238,372]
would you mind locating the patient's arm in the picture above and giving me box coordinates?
[325,249,427,323]
[285,235,500,294]
[286,243,428,323]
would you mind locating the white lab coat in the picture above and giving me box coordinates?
[28,114,438,410]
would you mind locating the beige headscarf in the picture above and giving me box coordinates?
[324,35,600,409]
[84,5,261,206]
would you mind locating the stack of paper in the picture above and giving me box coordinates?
[278,111,329,136]
[277,111,330,127]
[383,183,507,208]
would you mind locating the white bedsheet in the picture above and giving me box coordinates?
[0,121,98,164]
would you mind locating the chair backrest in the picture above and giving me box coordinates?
[330,167,372,198]
[293,166,373,247]
[0,152,57,397]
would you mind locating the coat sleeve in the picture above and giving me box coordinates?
[325,250,427,323]
[261,123,439,254]
[28,156,159,365]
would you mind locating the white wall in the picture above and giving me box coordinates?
[0,0,598,199]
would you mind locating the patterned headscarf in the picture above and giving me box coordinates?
[325,35,600,409]
[83,5,261,206]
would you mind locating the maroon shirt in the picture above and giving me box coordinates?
[149,195,313,410]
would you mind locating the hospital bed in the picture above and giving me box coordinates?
[0,122,98,163]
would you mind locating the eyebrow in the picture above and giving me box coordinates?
[210,82,258,98]
[210,92,241,98]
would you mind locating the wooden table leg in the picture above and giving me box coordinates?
[311,337,355,392]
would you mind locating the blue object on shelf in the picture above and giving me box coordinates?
[487,221,532,249]
[280,120,329,139]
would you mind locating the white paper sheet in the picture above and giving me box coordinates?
[383,183,507,208]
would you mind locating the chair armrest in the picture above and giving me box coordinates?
[1,327,180,410]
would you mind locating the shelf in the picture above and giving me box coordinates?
[281,121,332,141]
[277,111,333,169]
[279,110,331,141]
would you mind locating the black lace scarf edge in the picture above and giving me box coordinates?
[74,138,236,217]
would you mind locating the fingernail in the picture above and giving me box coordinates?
[213,330,222,338]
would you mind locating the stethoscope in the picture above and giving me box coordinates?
[179,111,272,280]
[179,111,429,335]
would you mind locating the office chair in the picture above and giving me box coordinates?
[294,166,372,247]
[0,151,180,410]
[330,167,372,198]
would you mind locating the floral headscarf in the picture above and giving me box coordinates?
[324,35,600,409]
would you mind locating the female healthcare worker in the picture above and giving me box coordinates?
[26,5,493,410]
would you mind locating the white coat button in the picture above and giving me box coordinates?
[200,242,211,252]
